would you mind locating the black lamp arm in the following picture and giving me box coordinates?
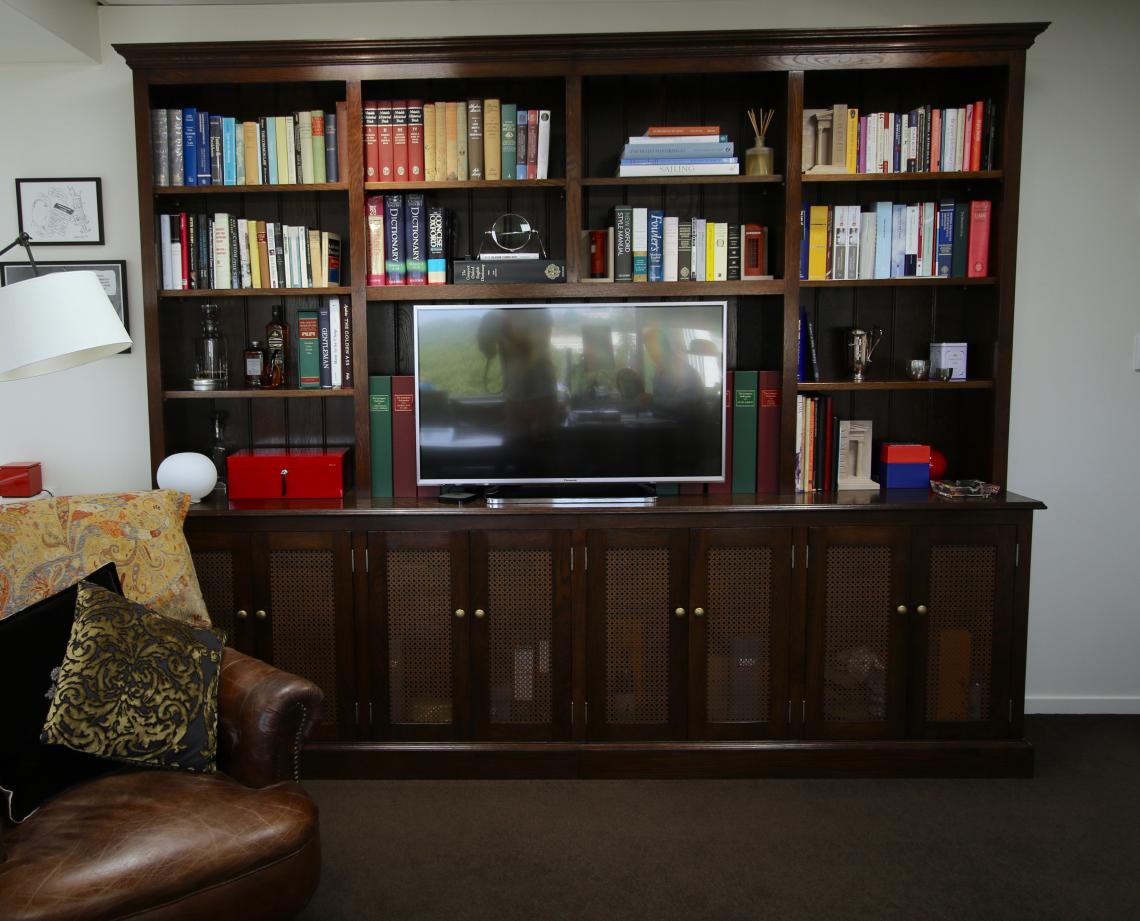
[0,233,39,275]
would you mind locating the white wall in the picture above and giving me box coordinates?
[1,1,1137,712]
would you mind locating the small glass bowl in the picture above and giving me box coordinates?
[934,367,954,381]
[907,359,929,380]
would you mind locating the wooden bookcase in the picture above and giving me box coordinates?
[119,25,1047,777]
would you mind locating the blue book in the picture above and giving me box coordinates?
[890,203,907,277]
[797,307,808,382]
[516,109,528,179]
[222,117,236,185]
[799,204,809,280]
[208,115,224,183]
[874,201,892,279]
[196,110,212,185]
[647,210,664,282]
[265,116,278,185]
[622,142,734,159]
[384,193,406,284]
[325,112,338,183]
[182,107,198,185]
[936,200,955,277]
[619,157,738,166]
[403,193,427,285]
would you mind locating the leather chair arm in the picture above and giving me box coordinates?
[216,648,323,788]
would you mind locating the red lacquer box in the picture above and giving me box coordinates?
[227,448,350,499]
[0,462,43,498]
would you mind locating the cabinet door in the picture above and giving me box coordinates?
[255,532,357,742]
[470,530,572,741]
[368,531,470,741]
[586,529,689,741]
[689,528,793,740]
[908,525,1016,739]
[188,530,256,654]
[805,526,910,740]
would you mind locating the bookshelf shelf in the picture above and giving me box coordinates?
[365,179,566,191]
[582,175,783,187]
[163,388,354,399]
[159,287,352,298]
[366,279,785,301]
[155,183,349,195]
[800,170,1002,183]
[796,379,993,392]
[800,277,996,288]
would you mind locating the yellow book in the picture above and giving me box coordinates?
[706,222,717,281]
[274,116,291,185]
[445,102,459,180]
[423,104,436,182]
[808,205,830,279]
[247,220,262,287]
[434,100,447,182]
[846,107,859,174]
[484,99,501,181]
[242,121,260,185]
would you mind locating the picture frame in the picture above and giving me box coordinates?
[0,260,130,352]
[15,178,104,245]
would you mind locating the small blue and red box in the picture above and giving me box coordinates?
[878,443,931,489]
[227,448,350,499]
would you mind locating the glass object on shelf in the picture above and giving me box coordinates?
[477,212,547,260]
[264,304,288,389]
[191,303,227,390]
[210,410,228,491]
[930,479,1000,499]
[243,340,266,388]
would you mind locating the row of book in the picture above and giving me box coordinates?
[149,107,344,188]
[158,212,343,291]
[297,298,353,390]
[618,125,739,177]
[795,395,841,493]
[364,99,552,183]
[611,206,770,282]
[799,199,992,281]
[803,101,998,175]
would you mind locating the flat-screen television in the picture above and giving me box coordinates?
[414,301,726,486]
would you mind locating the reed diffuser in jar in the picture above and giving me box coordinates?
[745,107,775,176]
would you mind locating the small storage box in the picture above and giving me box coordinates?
[227,448,350,499]
[0,462,43,498]
[878,444,930,489]
[929,342,968,380]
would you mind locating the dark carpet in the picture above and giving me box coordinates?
[297,716,1139,921]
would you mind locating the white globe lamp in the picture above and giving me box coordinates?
[156,452,218,502]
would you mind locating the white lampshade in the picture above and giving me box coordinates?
[0,271,132,381]
[156,452,218,502]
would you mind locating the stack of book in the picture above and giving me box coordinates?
[364,100,551,183]
[297,298,353,390]
[802,101,997,175]
[149,107,344,187]
[799,199,992,280]
[158,212,342,291]
[619,126,739,177]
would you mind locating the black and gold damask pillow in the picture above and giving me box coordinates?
[41,582,224,773]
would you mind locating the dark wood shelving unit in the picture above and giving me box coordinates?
[120,24,1047,779]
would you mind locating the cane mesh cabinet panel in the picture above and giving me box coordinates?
[486,548,553,725]
[193,549,237,643]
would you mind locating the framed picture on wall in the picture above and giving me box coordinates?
[15,178,105,245]
[1,260,129,352]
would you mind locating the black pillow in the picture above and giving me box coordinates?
[0,563,125,822]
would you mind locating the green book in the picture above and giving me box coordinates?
[369,375,393,498]
[501,103,517,181]
[297,310,321,388]
[732,370,758,493]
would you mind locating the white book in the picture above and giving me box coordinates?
[285,116,297,184]
[299,227,310,288]
[536,110,551,179]
[794,395,804,492]
[884,113,893,173]
[956,107,967,172]
[905,204,919,276]
[865,114,878,174]
[631,208,647,280]
[159,214,173,290]
[858,211,877,279]
[212,213,231,289]
[236,218,251,288]
[845,206,860,280]
[921,201,936,277]
[712,222,727,281]
[282,225,294,288]
[832,206,846,280]
[297,111,315,183]
[908,115,917,171]
[329,296,342,387]
[266,223,279,288]
[320,232,329,288]
[626,133,724,144]
[663,216,679,282]
[617,162,739,177]
[692,219,706,281]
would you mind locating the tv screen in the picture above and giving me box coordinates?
[414,301,726,485]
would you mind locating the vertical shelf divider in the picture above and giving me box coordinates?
[345,78,371,494]
[781,71,805,492]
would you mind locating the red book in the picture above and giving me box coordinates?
[646,125,719,137]
[756,370,780,494]
[971,99,984,171]
[392,374,417,497]
[377,100,394,181]
[967,200,992,277]
[363,101,379,181]
[406,100,424,181]
[392,101,409,181]
[526,109,539,180]
[708,371,733,495]
[179,212,190,290]
[930,108,942,172]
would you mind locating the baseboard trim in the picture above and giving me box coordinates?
[1025,696,1140,714]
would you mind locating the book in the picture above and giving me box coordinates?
[385,193,406,284]
[373,100,392,181]
[404,193,427,285]
[222,116,236,185]
[363,101,379,180]
[832,204,847,280]
[622,141,734,159]
[391,375,417,497]
[536,109,551,179]
[858,211,876,279]
[631,208,648,282]
[297,310,321,388]
[663,216,679,282]
[516,108,528,179]
[890,203,906,277]
[967,199,992,277]
[329,297,342,387]
[951,201,970,277]
[936,200,955,277]
[484,99,501,180]
[808,205,829,279]
[434,99,447,181]
[646,125,720,136]
[731,370,758,493]
[310,110,326,183]
[392,101,409,180]
[617,162,739,177]
[325,111,339,182]
[756,370,780,494]
[526,109,539,179]
[614,205,633,282]
[183,107,199,185]
[467,99,484,180]
[427,206,448,284]
[726,224,741,281]
[423,103,436,181]
[297,110,314,183]
[707,370,732,494]
[317,303,333,389]
[366,194,385,285]
[196,110,211,184]
[325,232,342,286]
[159,214,172,289]
[647,210,664,282]
[405,100,423,181]
[168,109,184,186]
[369,375,393,498]
[692,219,706,281]
[904,204,918,276]
[456,100,468,180]
[805,316,820,382]
[920,201,935,277]
[443,101,459,180]
[339,297,353,388]
[711,222,728,281]
[677,219,692,280]
[451,260,566,283]
[501,103,517,181]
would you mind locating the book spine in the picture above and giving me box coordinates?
[536,109,551,180]
[890,203,907,277]
[236,218,251,288]
[805,317,820,382]
[274,222,287,289]
[363,101,379,180]
[967,199,992,277]
[677,219,692,280]
[201,214,214,288]
[433,99,447,182]
[501,103,517,181]
[631,207,648,282]
[329,296,342,387]
[617,163,739,177]
[185,213,198,288]
[222,116,237,185]
[808,206,828,280]
[177,212,189,289]
[151,109,170,186]
[614,206,633,282]
[196,110,211,184]
[391,100,409,180]
[846,205,860,280]
[951,201,970,277]
[256,221,270,288]
[326,232,342,286]
[450,101,464,180]
[920,201,935,277]
[858,211,876,280]
[297,310,321,388]
[422,104,436,181]
[726,224,741,281]
[427,206,447,284]
[647,210,664,282]
[526,109,539,180]
[731,370,758,493]
[311,109,327,184]
[369,375,393,498]
[692,219,706,281]
[935,201,954,277]
[646,125,719,137]
[385,193,406,284]
[450,260,566,283]
[228,215,240,287]
[756,370,781,493]
[376,100,393,181]
[318,304,332,388]
[623,142,734,159]
[168,109,184,187]
[366,194,385,285]
[404,193,427,285]
[340,298,353,388]
[971,100,985,171]
[484,99,501,180]
[712,222,728,281]
[984,98,997,170]
[904,204,918,276]
[258,117,271,186]
[405,100,424,181]
[391,375,417,497]
[325,111,339,183]
[832,205,846,281]
[663,216,679,282]
[296,110,314,183]
[182,107,198,185]
[159,214,172,289]
[467,99,484,180]
[516,108,528,179]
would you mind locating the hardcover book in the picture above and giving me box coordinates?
[808,206,829,280]
[467,99,484,180]
[423,104,436,181]
[404,193,427,285]
[536,110,551,179]
[377,101,393,181]
[967,200,992,277]
[456,101,468,180]
[406,100,424,181]
[951,201,970,277]
[663,216,679,282]
[501,103,517,181]
[297,310,321,388]
[647,210,664,282]
[392,101,409,180]
[366,194,385,285]
[677,219,692,280]
[317,303,333,388]
[364,101,379,180]
[311,110,327,183]
[339,298,353,388]
[325,111,339,182]
[391,375,418,498]
[369,375,393,497]
[631,208,648,282]
[427,206,448,284]
[484,99,501,180]
[169,108,184,186]
[526,109,539,179]
[435,99,448,181]
[732,370,758,493]
[385,193,406,284]
[516,108,528,179]
[451,260,566,283]
[726,224,741,281]
[614,205,633,282]
[756,370,781,494]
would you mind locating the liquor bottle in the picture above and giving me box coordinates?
[264,304,288,388]
[210,410,228,491]
[244,340,266,387]
[191,303,227,390]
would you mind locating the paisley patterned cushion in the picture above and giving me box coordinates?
[41,582,224,772]
[0,489,210,627]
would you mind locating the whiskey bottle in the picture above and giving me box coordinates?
[244,340,266,388]
[264,304,288,389]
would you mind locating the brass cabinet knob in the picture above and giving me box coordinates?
[236,609,248,620]
[474,608,486,619]
[916,604,928,615]
[674,607,686,618]
[694,607,705,617]
[896,604,908,615]
[255,609,268,620]
[454,608,466,619]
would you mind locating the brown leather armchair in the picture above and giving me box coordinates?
[0,649,323,921]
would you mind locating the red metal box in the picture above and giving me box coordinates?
[0,462,43,498]
[227,448,350,499]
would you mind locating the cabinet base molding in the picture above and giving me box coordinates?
[303,739,1034,779]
